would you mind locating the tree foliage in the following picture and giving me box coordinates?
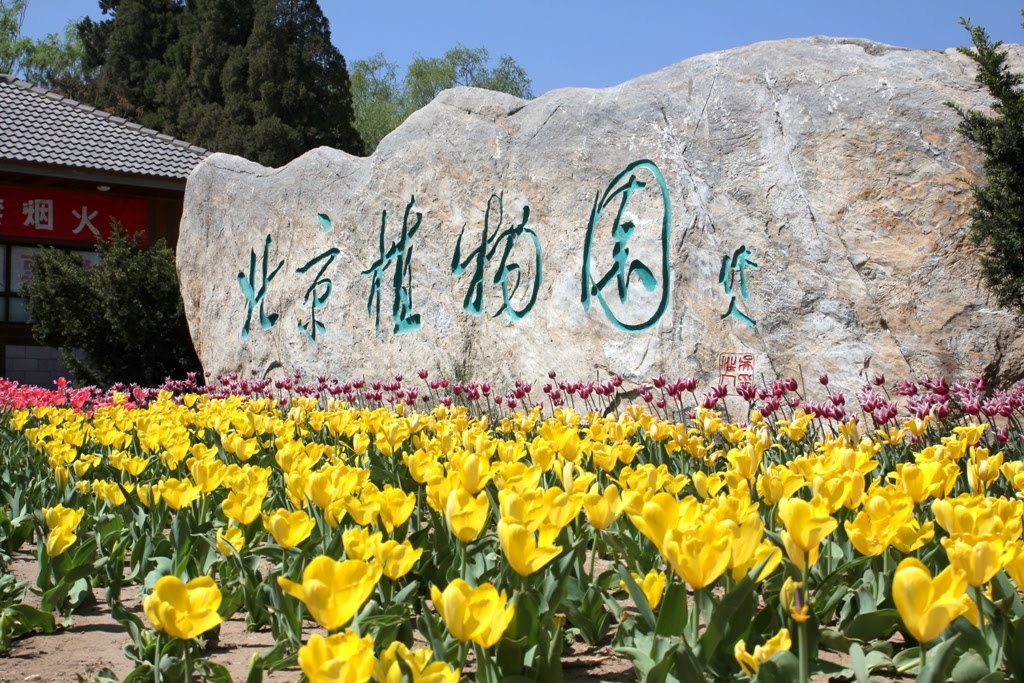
[352,45,533,153]
[1,0,86,96]
[950,15,1024,315]
[77,0,363,166]
[22,228,200,387]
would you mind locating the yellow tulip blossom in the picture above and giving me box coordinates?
[941,534,1005,588]
[342,527,383,561]
[403,449,443,484]
[377,486,416,533]
[42,503,84,531]
[953,423,987,447]
[661,523,732,589]
[216,525,244,555]
[158,477,201,510]
[967,447,1004,494]
[46,522,79,557]
[497,520,562,576]
[222,489,264,525]
[262,508,316,549]
[777,410,814,442]
[449,450,494,495]
[187,456,227,493]
[781,577,809,623]
[844,485,932,556]
[498,489,548,531]
[444,486,490,543]
[298,630,376,683]
[1003,541,1024,589]
[887,460,957,503]
[931,495,1023,542]
[777,496,837,570]
[756,465,806,506]
[1001,461,1024,495]
[143,575,224,640]
[375,641,460,683]
[344,487,381,527]
[892,558,976,644]
[584,484,623,531]
[620,569,667,610]
[542,486,584,530]
[732,539,783,582]
[734,628,792,675]
[92,480,127,506]
[277,556,382,631]
[373,539,423,580]
[430,579,514,648]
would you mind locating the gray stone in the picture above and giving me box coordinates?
[178,37,1024,394]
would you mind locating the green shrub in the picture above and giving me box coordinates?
[22,226,200,387]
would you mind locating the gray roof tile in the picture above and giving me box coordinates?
[0,74,208,180]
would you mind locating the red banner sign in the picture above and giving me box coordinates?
[0,185,148,244]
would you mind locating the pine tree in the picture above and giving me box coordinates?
[78,0,183,126]
[949,16,1024,315]
[77,0,363,165]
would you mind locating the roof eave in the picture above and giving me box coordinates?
[0,159,190,192]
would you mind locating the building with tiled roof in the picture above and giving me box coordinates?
[0,74,208,385]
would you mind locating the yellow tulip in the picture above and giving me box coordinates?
[584,484,623,531]
[298,630,376,683]
[262,508,316,549]
[216,526,244,555]
[777,496,837,570]
[732,539,783,583]
[620,569,666,610]
[888,461,956,503]
[374,539,423,580]
[277,556,381,631]
[143,575,223,640]
[342,527,382,561]
[1004,541,1024,589]
[375,641,460,683]
[222,489,264,525]
[42,504,84,531]
[942,534,1004,588]
[377,486,416,533]
[444,486,490,543]
[662,523,731,589]
[892,558,976,644]
[430,579,514,648]
[497,520,562,576]
[93,480,127,506]
[46,523,78,557]
[159,478,202,510]
[187,456,226,493]
[735,628,792,675]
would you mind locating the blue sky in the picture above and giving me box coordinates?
[20,1,1022,95]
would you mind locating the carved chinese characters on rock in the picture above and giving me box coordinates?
[232,159,760,348]
[451,194,542,321]
[581,159,672,332]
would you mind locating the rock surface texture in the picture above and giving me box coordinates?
[179,37,1024,393]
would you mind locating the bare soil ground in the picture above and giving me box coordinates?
[1,551,634,682]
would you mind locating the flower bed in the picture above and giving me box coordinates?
[0,370,1022,682]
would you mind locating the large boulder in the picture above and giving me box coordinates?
[178,36,1024,393]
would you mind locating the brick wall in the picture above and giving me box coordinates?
[4,344,72,387]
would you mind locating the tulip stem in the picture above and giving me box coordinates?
[919,642,927,674]
[153,632,162,683]
[184,640,194,682]
[798,564,810,683]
